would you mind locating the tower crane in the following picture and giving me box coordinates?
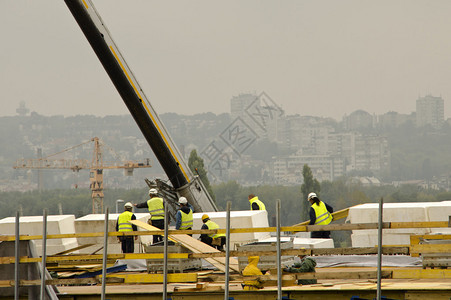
[13,137,151,214]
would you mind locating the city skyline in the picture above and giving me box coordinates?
[2,1,451,119]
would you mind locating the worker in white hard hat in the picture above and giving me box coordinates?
[175,196,194,236]
[134,188,165,244]
[200,214,226,251]
[307,192,333,239]
[116,202,138,253]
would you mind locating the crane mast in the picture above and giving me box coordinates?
[13,137,152,213]
[63,0,217,212]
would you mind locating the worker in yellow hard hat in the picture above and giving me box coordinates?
[200,214,226,250]
[242,256,264,290]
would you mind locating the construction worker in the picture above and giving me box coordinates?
[242,256,264,290]
[175,196,194,236]
[200,214,226,251]
[248,194,266,211]
[307,192,333,238]
[116,202,138,253]
[283,253,317,285]
[134,188,165,244]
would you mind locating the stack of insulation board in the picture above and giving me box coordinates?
[192,210,270,250]
[0,215,79,255]
[144,241,202,272]
[261,236,334,249]
[347,201,451,247]
[75,213,151,254]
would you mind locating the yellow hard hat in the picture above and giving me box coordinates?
[202,214,209,221]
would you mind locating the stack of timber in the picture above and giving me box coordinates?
[130,219,240,272]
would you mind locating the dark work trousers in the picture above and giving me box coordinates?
[311,230,331,239]
[151,219,165,244]
[120,236,134,253]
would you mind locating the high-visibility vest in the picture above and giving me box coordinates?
[249,196,266,211]
[147,197,164,220]
[311,201,332,225]
[205,220,226,239]
[180,209,193,230]
[118,211,134,232]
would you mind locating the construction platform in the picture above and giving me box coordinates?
[55,268,451,300]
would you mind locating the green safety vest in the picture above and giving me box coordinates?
[180,209,193,230]
[147,197,164,220]
[118,211,134,232]
[205,220,226,239]
[249,196,266,211]
[312,201,332,225]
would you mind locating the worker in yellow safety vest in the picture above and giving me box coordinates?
[116,202,138,253]
[175,197,193,236]
[307,192,333,239]
[247,194,266,210]
[248,194,266,211]
[134,188,165,244]
[200,214,226,251]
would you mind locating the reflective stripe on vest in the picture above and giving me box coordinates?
[147,197,164,220]
[205,220,225,239]
[180,209,193,230]
[118,211,133,232]
[312,201,332,225]
[249,197,266,211]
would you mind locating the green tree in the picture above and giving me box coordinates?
[188,149,215,201]
[300,164,320,221]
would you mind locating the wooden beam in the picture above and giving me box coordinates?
[0,277,123,287]
[104,273,198,283]
[129,219,240,273]
[393,269,451,279]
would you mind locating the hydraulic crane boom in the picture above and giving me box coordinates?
[63,0,217,212]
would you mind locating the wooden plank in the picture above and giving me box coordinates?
[393,269,451,279]
[410,244,451,254]
[53,243,95,255]
[0,277,123,287]
[103,272,198,283]
[248,270,392,280]
[130,219,240,273]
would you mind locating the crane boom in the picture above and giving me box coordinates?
[63,0,217,212]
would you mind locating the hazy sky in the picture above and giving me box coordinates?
[2,0,451,120]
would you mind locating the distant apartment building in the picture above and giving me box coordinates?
[272,154,345,183]
[416,95,444,129]
[378,111,416,128]
[230,93,257,120]
[342,110,375,131]
[272,132,390,183]
[230,92,285,141]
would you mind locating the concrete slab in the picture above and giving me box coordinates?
[75,213,151,254]
[192,210,270,250]
[0,215,78,255]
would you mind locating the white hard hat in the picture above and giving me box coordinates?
[307,192,317,201]
[124,202,133,208]
[149,188,158,195]
[179,197,188,205]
